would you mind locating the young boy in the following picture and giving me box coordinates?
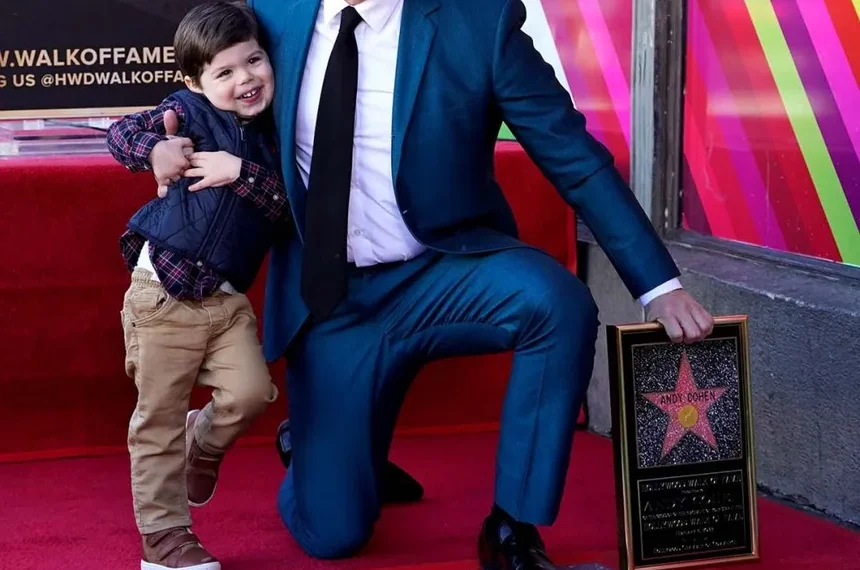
[106,2,290,568]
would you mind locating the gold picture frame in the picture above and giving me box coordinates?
[606,316,759,569]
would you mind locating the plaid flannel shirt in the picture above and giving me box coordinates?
[107,96,290,300]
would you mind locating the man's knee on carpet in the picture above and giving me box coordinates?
[278,483,375,559]
[304,520,374,560]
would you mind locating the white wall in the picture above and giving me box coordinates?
[519,0,574,104]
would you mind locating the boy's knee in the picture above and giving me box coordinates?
[232,377,277,418]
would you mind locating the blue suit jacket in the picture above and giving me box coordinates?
[248,0,680,361]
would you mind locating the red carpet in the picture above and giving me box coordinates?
[1,147,857,569]
[1,432,858,570]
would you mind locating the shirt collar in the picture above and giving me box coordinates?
[322,0,401,32]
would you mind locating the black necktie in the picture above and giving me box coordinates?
[301,7,363,319]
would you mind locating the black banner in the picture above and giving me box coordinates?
[0,0,208,118]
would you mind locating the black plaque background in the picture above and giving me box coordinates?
[608,320,757,569]
[0,0,206,117]
[632,339,743,469]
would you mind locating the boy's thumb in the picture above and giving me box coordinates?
[164,109,179,137]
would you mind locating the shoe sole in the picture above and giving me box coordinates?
[188,486,216,508]
[477,533,502,570]
[186,410,216,508]
[141,561,221,570]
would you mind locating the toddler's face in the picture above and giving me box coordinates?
[187,39,274,120]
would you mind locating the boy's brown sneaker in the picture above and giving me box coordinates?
[141,527,220,570]
[185,410,223,507]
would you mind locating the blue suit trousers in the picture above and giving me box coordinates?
[277,247,599,558]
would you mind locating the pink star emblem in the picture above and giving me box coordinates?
[643,350,726,458]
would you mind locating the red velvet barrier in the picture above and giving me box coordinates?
[0,141,578,460]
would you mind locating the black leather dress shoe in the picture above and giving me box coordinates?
[478,512,557,570]
[275,420,424,504]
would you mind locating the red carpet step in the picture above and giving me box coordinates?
[0,432,857,570]
[0,147,579,461]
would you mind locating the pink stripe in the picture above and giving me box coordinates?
[541,1,600,125]
[688,0,786,249]
[684,108,737,239]
[576,0,631,144]
[796,0,860,160]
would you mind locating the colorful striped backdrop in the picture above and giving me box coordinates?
[682,0,860,266]
[503,0,633,179]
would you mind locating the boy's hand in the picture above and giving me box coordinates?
[184,151,242,192]
[151,109,192,198]
[150,138,193,197]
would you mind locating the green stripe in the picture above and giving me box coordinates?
[498,123,515,141]
[854,0,860,20]
[746,0,860,264]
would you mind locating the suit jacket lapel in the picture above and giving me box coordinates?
[278,0,321,237]
[391,0,439,185]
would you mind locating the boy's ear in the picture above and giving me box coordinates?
[185,75,204,93]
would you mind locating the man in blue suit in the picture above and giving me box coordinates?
[242,0,714,566]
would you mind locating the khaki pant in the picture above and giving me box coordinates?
[121,269,277,534]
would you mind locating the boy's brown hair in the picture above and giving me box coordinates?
[174,1,258,82]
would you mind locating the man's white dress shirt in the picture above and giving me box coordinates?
[294,0,681,305]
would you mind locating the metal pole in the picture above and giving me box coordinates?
[630,0,688,236]
[630,0,656,216]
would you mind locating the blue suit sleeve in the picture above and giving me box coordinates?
[490,0,680,298]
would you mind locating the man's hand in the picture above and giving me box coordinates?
[644,289,715,344]
[184,151,242,191]
[149,109,193,198]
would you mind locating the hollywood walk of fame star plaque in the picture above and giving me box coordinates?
[606,316,759,570]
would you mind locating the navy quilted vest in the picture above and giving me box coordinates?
[127,90,287,293]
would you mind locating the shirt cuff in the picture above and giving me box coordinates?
[229,160,258,196]
[130,131,167,171]
[226,160,288,223]
[638,278,682,306]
